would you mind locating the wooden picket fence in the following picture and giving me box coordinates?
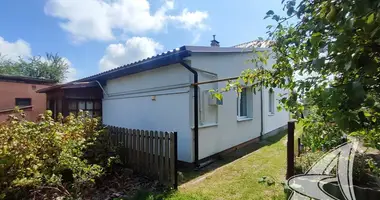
[107,126,178,188]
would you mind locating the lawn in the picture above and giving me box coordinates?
[134,122,303,200]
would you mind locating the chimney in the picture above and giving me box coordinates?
[210,35,220,47]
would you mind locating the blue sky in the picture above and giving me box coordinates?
[0,0,286,82]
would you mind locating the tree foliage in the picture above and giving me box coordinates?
[0,53,69,82]
[220,0,380,149]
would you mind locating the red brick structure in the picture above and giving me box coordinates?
[0,75,56,122]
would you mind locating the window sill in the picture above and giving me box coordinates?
[191,123,218,129]
[268,113,275,116]
[237,117,253,122]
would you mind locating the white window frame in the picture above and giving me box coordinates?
[269,89,275,115]
[237,87,252,119]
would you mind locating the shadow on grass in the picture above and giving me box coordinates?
[130,131,287,200]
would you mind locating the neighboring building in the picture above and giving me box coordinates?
[39,38,289,165]
[0,75,56,121]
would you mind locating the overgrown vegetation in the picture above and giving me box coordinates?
[0,109,115,199]
[301,107,345,151]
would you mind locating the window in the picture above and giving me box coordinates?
[237,88,253,118]
[15,98,31,107]
[269,90,275,114]
[68,100,102,117]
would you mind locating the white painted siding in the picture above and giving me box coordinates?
[101,51,289,163]
[190,52,289,159]
[262,56,290,134]
[102,64,194,162]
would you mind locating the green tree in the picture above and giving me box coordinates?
[220,0,380,149]
[0,53,69,82]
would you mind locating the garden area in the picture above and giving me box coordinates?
[0,109,169,200]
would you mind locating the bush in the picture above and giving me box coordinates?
[301,107,345,152]
[295,151,325,175]
[0,109,112,199]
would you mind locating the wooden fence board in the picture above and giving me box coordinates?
[159,131,164,182]
[164,132,170,183]
[149,131,154,176]
[108,126,177,188]
[154,131,159,179]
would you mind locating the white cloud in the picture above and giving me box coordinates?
[0,36,32,60]
[169,9,209,30]
[44,0,208,42]
[61,58,77,83]
[99,37,163,72]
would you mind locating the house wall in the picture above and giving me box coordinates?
[190,52,289,160]
[101,51,289,163]
[0,81,50,121]
[102,64,194,162]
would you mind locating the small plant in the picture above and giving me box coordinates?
[258,176,276,186]
[295,151,325,175]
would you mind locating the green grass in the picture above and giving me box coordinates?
[133,124,303,200]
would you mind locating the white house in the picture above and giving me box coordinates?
[43,39,289,165]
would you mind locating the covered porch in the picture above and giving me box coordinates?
[37,82,103,118]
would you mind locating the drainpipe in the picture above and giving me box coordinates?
[180,62,199,167]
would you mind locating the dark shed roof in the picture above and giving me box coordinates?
[0,75,56,85]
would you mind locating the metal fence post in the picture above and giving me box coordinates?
[287,120,296,179]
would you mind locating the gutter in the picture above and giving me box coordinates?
[180,62,199,167]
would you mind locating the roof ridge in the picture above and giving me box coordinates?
[232,40,274,48]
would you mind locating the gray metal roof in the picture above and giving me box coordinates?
[39,44,274,93]
[232,40,274,49]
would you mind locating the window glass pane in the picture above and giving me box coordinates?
[94,111,101,117]
[94,101,101,109]
[269,91,275,113]
[86,101,93,110]
[15,98,31,106]
[87,110,93,117]
[239,88,247,116]
[69,101,77,110]
[78,101,86,110]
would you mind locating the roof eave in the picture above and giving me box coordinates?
[79,48,191,82]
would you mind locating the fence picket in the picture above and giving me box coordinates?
[170,132,176,188]
[164,132,170,183]
[154,131,159,179]
[107,126,177,188]
[149,131,154,176]
[159,131,164,182]
[123,128,128,163]
[132,129,136,168]
[144,130,149,174]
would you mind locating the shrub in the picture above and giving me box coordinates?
[295,151,325,175]
[301,107,345,152]
[0,109,111,199]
